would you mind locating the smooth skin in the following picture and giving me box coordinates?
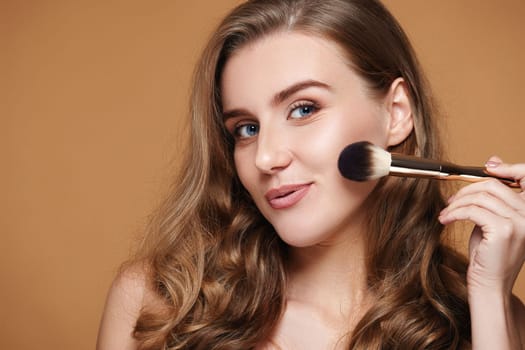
[439,160,525,349]
[221,32,413,348]
[97,32,525,349]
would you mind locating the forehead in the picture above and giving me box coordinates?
[220,31,357,109]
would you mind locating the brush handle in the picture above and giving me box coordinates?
[390,154,520,188]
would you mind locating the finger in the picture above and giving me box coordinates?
[438,199,523,237]
[439,204,525,251]
[487,155,503,164]
[438,205,520,254]
[449,179,525,215]
[484,157,525,191]
[440,204,525,274]
[442,190,517,220]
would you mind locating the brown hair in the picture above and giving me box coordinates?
[132,0,471,348]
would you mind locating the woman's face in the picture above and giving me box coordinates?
[221,32,393,247]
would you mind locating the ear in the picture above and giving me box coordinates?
[384,78,414,147]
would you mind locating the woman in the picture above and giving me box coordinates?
[97,0,525,348]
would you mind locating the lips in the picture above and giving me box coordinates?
[265,183,312,209]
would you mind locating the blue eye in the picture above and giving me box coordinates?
[289,103,318,119]
[235,123,259,139]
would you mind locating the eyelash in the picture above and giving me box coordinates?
[288,101,320,120]
[228,100,321,141]
[233,122,259,140]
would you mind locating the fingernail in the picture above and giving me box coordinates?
[485,160,501,168]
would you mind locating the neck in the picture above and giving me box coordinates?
[285,225,370,325]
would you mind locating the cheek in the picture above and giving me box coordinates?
[332,108,388,152]
[304,113,387,167]
[233,148,255,192]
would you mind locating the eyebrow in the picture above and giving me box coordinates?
[272,79,331,106]
[222,79,332,121]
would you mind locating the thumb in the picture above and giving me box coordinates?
[484,156,525,187]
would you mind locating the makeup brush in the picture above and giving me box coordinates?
[338,141,519,187]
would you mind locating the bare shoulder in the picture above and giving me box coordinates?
[512,294,525,349]
[96,262,151,350]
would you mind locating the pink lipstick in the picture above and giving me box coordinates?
[265,183,312,209]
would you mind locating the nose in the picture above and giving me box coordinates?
[254,125,292,174]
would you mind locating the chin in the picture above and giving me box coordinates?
[273,225,339,248]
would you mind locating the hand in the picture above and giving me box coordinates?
[438,156,525,294]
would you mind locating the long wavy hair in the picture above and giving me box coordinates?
[132,0,471,348]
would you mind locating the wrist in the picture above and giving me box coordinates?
[467,282,513,309]
[468,290,518,350]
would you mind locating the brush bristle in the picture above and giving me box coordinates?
[338,141,391,181]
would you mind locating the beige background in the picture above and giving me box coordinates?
[2,1,524,349]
